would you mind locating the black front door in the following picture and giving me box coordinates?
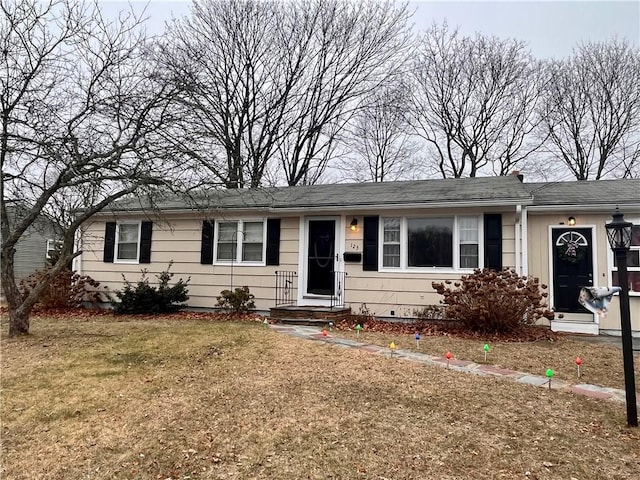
[307,220,335,295]
[552,228,593,313]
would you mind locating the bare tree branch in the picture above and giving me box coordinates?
[1,0,197,336]
[540,39,640,180]
[410,23,545,178]
[159,0,412,187]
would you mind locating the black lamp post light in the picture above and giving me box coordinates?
[605,207,638,427]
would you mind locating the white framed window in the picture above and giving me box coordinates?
[380,215,481,270]
[46,239,64,260]
[382,218,401,267]
[458,216,480,269]
[215,220,265,264]
[610,224,640,295]
[242,221,264,261]
[115,222,140,262]
[217,222,238,261]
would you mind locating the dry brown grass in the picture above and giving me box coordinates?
[334,328,640,391]
[1,314,640,480]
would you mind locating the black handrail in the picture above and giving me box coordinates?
[275,271,297,306]
[331,270,347,309]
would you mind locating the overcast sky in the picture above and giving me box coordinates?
[100,0,639,59]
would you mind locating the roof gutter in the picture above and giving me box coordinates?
[527,204,640,213]
[271,198,533,213]
[90,198,534,217]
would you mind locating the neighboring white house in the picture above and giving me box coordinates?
[77,175,640,336]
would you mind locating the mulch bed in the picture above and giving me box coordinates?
[1,306,560,342]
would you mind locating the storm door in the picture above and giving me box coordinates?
[307,220,336,295]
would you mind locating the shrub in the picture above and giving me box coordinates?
[413,304,446,321]
[432,268,554,334]
[19,267,105,309]
[216,286,255,312]
[349,303,375,326]
[113,263,190,314]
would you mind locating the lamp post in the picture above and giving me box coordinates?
[605,207,638,427]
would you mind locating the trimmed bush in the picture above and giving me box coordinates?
[216,286,255,313]
[432,268,554,334]
[113,263,190,314]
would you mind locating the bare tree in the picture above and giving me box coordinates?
[541,39,640,180]
[1,0,192,336]
[337,81,419,182]
[410,23,544,178]
[159,0,289,188]
[160,0,412,187]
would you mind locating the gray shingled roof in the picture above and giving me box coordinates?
[525,179,640,208]
[104,176,639,214]
[269,176,533,208]
[107,176,532,213]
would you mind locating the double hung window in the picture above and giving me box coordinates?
[116,223,140,261]
[216,220,264,263]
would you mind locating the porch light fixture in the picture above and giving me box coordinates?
[567,216,576,226]
[605,207,637,427]
[350,218,358,232]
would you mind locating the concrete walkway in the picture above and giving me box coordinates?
[270,324,640,404]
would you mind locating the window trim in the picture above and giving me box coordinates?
[378,215,484,272]
[213,219,266,265]
[114,221,141,264]
[382,217,401,268]
[46,239,64,260]
[608,220,640,297]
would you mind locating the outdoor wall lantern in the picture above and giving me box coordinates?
[350,218,358,232]
[605,207,637,427]
[567,216,576,226]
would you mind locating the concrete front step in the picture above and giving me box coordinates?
[272,317,340,327]
[551,319,599,335]
[269,306,351,322]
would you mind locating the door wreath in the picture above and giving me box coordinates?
[556,231,588,264]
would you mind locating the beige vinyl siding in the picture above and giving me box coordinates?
[82,207,520,318]
[81,215,299,310]
[526,211,640,332]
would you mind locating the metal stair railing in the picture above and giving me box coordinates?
[275,271,297,307]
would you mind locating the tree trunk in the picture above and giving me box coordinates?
[8,305,30,337]
[1,246,30,336]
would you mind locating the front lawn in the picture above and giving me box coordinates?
[332,326,640,391]
[1,314,639,479]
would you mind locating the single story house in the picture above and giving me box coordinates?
[77,175,640,336]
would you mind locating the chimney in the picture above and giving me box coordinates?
[511,170,524,182]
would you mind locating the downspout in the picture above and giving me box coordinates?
[515,205,522,274]
[73,223,82,275]
[521,206,528,276]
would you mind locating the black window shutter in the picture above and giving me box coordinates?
[266,218,281,266]
[363,216,379,271]
[103,222,116,263]
[484,214,502,270]
[139,221,153,264]
[200,220,214,265]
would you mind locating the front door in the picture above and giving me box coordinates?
[307,219,336,296]
[552,228,593,313]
